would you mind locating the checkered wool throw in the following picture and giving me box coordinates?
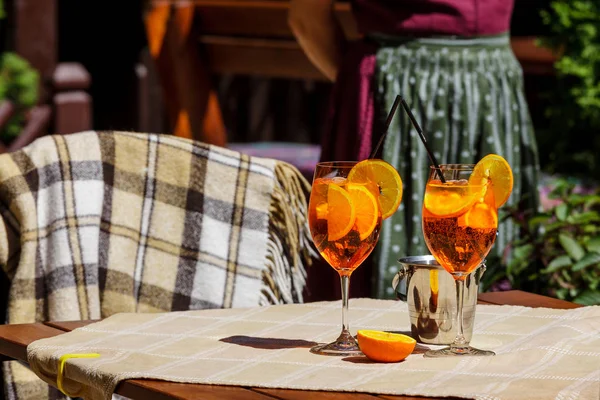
[0,131,315,399]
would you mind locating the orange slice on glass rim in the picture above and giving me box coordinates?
[469,153,513,208]
[347,183,380,240]
[357,330,416,363]
[347,159,403,219]
[324,183,356,241]
[423,181,479,217]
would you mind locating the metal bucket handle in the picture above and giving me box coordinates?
[391,264,409,301]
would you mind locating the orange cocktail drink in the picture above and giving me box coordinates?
[422,178,497,279]
[309,178,381,275]
[421,155,513,357]
[308,160,402,356]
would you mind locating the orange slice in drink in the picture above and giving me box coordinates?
[347,159,403,219]
[460,202,499,229]
[323,183,356,241]
[347,183,380,240]
[423,181,478,217]
[469,154,513,208]
[357,330,416,363]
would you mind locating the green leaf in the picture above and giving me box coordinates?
[0,52,39,142]
[507,244,534,277]
[573,289,600,305]
[555,203,569,221]
[555,287,569,300]
[583,224,600,234]
[513,244,534,260]
[572,251,600,271]
[544,255,573,272]
[545,220,569,233]
[572,211,600,223]
[569,287,579,298]
[528,214,551,229]
[549,181,572,199]
[584,196,600,209]
[586,236,600,253]
[559,233,586,261]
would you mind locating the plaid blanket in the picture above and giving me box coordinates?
[0,131,315,399]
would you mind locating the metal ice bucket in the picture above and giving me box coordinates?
[392,255,485,345]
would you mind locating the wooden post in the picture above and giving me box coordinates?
[13,0,58,102]
[52,63,93,134]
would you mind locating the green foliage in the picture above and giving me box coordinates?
[0,53,39,142]
[537,1,600,179]
[501,179,600,305]
[0,0,40,143]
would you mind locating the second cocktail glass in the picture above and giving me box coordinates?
[421,163,499,357]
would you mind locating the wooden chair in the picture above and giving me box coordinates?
[141,0,359,147]
[0,130,316,399]
[142,0,556,147]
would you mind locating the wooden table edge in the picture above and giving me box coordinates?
[0,323,65,362]
[477,290,582,309]
[0,291,583,400]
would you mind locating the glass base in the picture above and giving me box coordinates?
[424,345,495,358]
[310,330,362,356]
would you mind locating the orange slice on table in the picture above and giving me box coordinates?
[323,183,356,241]
[347,183,380,240]
[469,154,514,208]
[357,330,416,363]
[347,159,403,219]
[423,181,479,218]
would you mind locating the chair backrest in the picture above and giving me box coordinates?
[194,0,358,80]
[142,0,356,144]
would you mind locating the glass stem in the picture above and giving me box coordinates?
[340,274,350,334]
[331,273,358,351]
[451,278,468,353]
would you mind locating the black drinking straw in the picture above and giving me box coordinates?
[398,96,446,183]
[369,95,401,159]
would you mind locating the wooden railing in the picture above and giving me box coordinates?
[4,0,93,153]
[0,62,92,154]
[0,101,52,154]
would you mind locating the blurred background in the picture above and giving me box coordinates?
[1,0,598,305]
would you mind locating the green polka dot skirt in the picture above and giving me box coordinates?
[371,33,541,298]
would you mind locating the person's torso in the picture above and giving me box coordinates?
[351,0,514,37]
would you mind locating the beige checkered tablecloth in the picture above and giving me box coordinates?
[27,298,600,400]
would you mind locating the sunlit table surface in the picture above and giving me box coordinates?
[0,290,582,400]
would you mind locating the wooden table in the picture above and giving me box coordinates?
[0,290,581,400]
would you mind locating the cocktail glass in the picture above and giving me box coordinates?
[308,161,383,356]
[421,164,498,357]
